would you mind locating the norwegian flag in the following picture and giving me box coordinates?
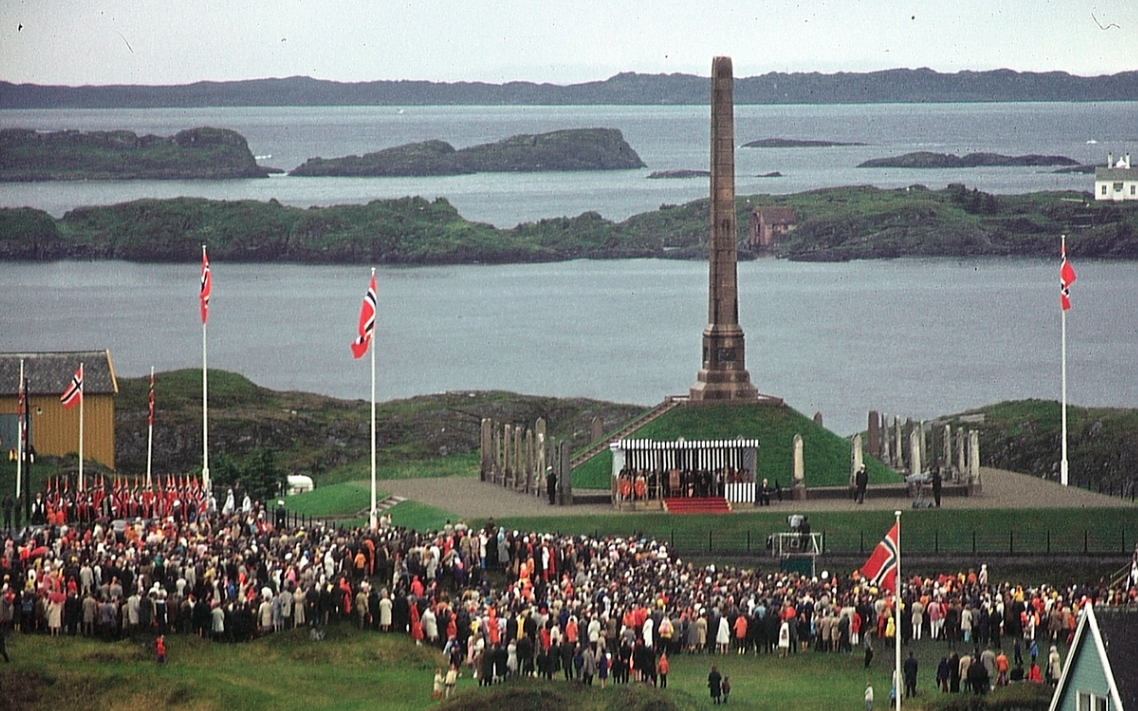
[1060,239,1076,312]
[350,271,378,359]
[860,521,899,592]
[16,374,26,446]
[148,370,156,427]
[200,246,212,324]
[60,363,83,410]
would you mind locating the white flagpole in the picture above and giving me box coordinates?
[146,366,154,488]
[15,358,23,499]
[203,288,210,494]
[78,362,84,492]
[894,509,902,711]
[1060,236,1069,487]
[369,266,378,531]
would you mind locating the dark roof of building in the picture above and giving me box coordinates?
[0,351,118,397]
[1095,606,1138,711]
[1096,167,1136,180]
[752,206,797,224]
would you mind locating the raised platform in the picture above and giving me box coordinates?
[663,497,732,514]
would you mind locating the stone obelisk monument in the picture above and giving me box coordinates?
[690,56,760,402]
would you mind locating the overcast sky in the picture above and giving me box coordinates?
[2,0,1134,86]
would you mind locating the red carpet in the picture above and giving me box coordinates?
[663,497,732,514]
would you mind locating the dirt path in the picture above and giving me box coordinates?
[379,467,1135,520]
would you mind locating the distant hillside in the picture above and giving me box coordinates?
[111,369,645,483]
[2,68,1136,108]
[941,400,1138,500]
[289,128,645,177]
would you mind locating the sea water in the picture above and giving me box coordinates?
[1,102,1135,225]
[3,258,1136,436]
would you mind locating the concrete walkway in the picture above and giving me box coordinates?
[379,467,1135,520]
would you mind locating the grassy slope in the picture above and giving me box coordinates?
[0,623,1052,711]
[572,402,897,490]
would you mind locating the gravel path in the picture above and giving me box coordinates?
[379,466,1135,520]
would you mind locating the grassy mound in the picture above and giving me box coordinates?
[572,402,897,490]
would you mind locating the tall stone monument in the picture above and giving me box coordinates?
[690,56,760,402]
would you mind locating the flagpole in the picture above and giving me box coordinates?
[369,266,378,531]
[78,362,84,492]
[202,246,211,493]
[147,366,154,489]
[15,358,23,500]
[894,509,902,711]
[1060,234,1069,487]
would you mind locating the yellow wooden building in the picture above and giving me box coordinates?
[0,351,118,470]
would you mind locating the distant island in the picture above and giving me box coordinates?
[289,128,646,177]
[2,69,1136,108]
[4,184,1136,264]
[0,127,273,181]
[647,170,709,179]
[743,138,865,148]
[858,152,1079,168]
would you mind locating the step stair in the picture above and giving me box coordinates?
[353,494,405,519]
[662,497,732,514]
[570,396,685,469]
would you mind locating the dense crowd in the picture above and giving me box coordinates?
[1,490,1136,695]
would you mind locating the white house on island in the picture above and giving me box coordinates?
[1095,153,1137,201]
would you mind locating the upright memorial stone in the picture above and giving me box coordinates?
[968,430,981,493]
[502,424,513,486]
[557,440,573,506]
[942,425,952,469]
[882,414,892,467]
[591,416,604,444]
[792,433,806,500]
[919,420,928,468]
[850,433,864,488]
[513,426,524,489]
[909,429,922,476]
[956,429,966,482]
[536,418,547,498]
[894,417,904,469]
[867,411,881,458]
[480,418,492,481]
[528,427,537,493]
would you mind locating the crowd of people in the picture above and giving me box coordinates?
[1,488,1136,703]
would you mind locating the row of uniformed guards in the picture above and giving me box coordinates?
[610,439,760,504]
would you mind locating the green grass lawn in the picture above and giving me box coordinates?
[0,623,1053,711]
[572,402,896,490]
[481,507,1136,559]
[285,481,380,517]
